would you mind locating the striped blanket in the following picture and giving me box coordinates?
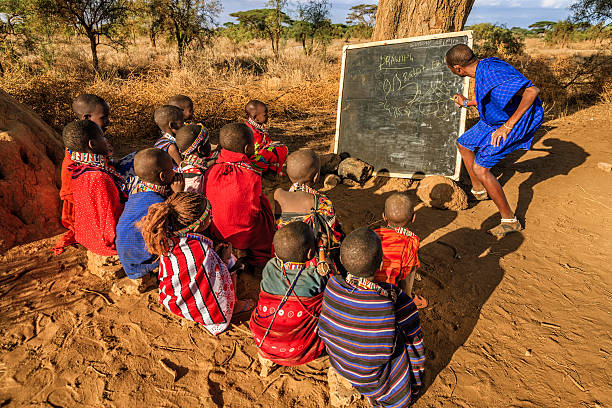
[318,275,425,407]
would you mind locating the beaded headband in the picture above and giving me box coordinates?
[182,124,208,156]
[175,198,212,236]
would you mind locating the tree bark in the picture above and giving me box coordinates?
[88,34,99,73]
[372,0,475,41]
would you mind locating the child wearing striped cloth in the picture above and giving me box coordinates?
[153,105,184,166]
[318,228,425,408]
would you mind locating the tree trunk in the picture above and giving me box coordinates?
[372,0,475,41]
[88,34,99,73]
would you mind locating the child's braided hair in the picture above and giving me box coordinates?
[137,192,206,256]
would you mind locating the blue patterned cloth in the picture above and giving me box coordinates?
[458,57,544,168]
[116,191,165,279]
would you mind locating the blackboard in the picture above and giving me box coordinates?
[334,31,472,180]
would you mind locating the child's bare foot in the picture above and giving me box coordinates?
[412,294,428,309]
[488,218,522,237]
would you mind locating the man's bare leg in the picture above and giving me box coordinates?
[457,144,485,192]
[472,163,514,219]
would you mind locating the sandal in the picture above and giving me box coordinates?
[412,294,429,309]
[232,298,254,321]
[471,188,489,201]
[488,218,522,237]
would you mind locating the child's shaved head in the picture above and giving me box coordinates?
[245,99,266,117]
[219,122,254,154]
[384,193,415,227]
[446,44,477,67]
[168,95,194,121]
[154,105,184,130]
[340,228,382,278]
[273,221,316,263]
[134,148,174,185]
[72,94,110,132]
[286,149,320,183]
[176,124,211,157]
[62,120,105,154]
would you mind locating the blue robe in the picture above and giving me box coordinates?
[116,191,165,279]
[458,58,544,168]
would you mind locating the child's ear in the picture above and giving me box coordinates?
[169,121,181,131]
[313,171,320,184]
[307,247,316,261]
[412,213,416,222]
[87,139,96,151]
[382,212,387,223]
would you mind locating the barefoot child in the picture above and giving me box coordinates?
[245,100,288,176]
[138,192,252,335]
[153,105,184,166]
[250,222,327,376]
[168,94,194,122]
[176,124,212,195]
[447,44,543,236]
[274,149,344,271]
[115,149,185,291]
[374,193,427,309]
[64,120,126,278]
[204,123,275,267]
[53,94,111,254]
[318,228,426,408]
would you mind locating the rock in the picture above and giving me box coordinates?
[342,178,359,187]
[597,162,612,172]
[111,272,158,296]
[0,89,64,252]
[322,174,341,191]
[87,252,126,280]
[337,158,374,184]
[416,175,468,211]
[328,367,361,408]
[320,153,342,175]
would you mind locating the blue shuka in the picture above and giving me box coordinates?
[458,57,544,168]
[116,191,165,279]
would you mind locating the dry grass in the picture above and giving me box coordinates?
[1,36,610,156]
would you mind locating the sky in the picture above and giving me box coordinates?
[219,0,574,28]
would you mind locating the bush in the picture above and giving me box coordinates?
[469,23,525,58]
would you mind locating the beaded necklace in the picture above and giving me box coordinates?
[180,154,207,171]
[174,199,212,236]
[392,226,415,237]
[345,273,397,303]
[70,151,125,187]
[134,180,169,196]
[182,124,208,156]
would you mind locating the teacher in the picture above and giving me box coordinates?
[446,44,544,237]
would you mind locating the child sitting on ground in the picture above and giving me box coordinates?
[64,120,127,277]
[115,148,185,292]
[176,124,212,195]
[274,149,344,272]
[168,94,194,122]
[318,228,426,408]
[250,222,327,377]
[245,100,288,176]
[53,93,111,255]
[374,193,427,309]
[204,123,275,267]
[153,105,184,166]
[138,192,253,335]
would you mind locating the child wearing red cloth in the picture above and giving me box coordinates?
[64,120,126,275]
[53,94,111,254]
[204,122,275,267]
[374,193,427,309]
[245,100,288,176]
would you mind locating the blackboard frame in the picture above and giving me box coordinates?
[334,31,473,180]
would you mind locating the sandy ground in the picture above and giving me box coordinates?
[1,102,611,408]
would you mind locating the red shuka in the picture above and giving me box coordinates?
[245,120,288,176]
[250,291,325,366]
[70,165,125,256]
[52,149,77,254]
[204,149,275,266]
[374,227,420,286]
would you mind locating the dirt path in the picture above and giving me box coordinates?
[0,103,611,407]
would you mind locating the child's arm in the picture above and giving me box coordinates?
[167,144,183,166]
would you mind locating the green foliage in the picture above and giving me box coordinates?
[229,8,290,54]
[295,0,332,56]
[469,23,525,57]
[529,21,557,34]
[346,4,377,27]
[571,0,612,24]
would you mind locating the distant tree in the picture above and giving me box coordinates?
[296,0,331,55]
[230,8,290,56]
[133,0,166,47]
[469,23,524,57]
[571,0,612,24]
[346,4,377,27]
[38,0,131,73]
[529,21,557,35]
[160,0,221,66]
[267,0,287,57]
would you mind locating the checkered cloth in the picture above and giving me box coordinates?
[458,58,544,168]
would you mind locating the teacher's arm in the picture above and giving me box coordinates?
[491,85,540,147]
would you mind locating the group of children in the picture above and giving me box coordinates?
[54,93,426,407]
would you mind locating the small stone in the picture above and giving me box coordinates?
[328,367,361,408]
[597,162,612,172]
[87,251,126,280]
[322,174,341,191]
[320,153,342,175]
[337,158,374,184]
[525,349,532,357]
[416,175,468,211]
